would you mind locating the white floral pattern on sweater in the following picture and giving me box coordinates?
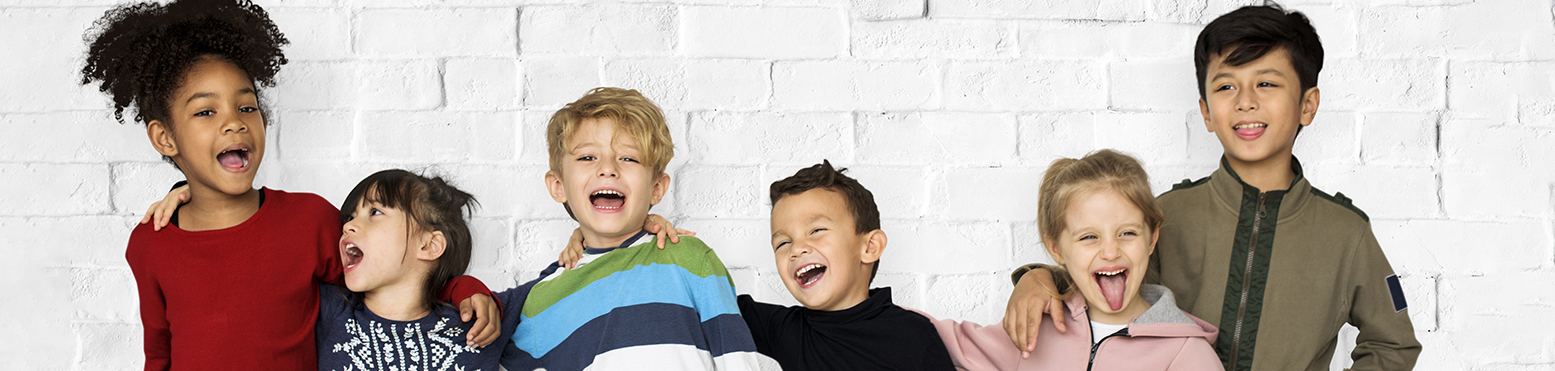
[329,317,481,371]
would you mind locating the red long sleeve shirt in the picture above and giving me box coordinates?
[126,188,493,370]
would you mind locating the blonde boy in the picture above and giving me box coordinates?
[502,88,760,371]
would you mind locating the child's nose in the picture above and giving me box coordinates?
[597,161,618,178]
[1235,90,1259,112]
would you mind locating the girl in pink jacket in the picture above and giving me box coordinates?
[918,149,1223,371]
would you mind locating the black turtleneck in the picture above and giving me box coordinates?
[737,287,955,371]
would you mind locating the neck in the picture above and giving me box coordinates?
[178,184,262,231]
[1088,293,1149,325]
[580,227,641,249]
[1225,154,1296,193]
[818,284,871,312]
[363,279,432,322]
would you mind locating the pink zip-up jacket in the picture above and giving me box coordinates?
[915,284,1223,371]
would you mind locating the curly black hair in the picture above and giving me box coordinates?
[80,0,288,126]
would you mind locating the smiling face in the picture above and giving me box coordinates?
[1045,188,1158,325]
[546,117,670,248]
[148,57,265,196]
[340,198,435,294]
[1199,47,1319,170]
[770,188,884,312]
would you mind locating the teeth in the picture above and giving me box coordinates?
[592,189,621,196]
[1095,268,1126,276]
[795,263,823,278]
[1233,123,1267,129]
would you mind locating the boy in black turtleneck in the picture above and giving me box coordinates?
[557,160,953,370]
[741,160,954,371]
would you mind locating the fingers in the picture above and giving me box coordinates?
[656,229,668,249]
[467,308,491,347]
[1024,301,1041,352]
[140,204,155,226]
[459,297,474,322]
[1049,298,1068,333]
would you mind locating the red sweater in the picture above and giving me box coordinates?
[126,188,493,370]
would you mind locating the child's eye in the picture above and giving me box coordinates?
[1258,82,1277,88]
[239,106,259,113]
[1214,84,1234,92]
[1078,235,1097,241]
[370,208,383,216]
[620,157,639,163]
[1121,231,1138,237]
[811,227,826,235]
[194,110,215,117]
[577,155,596,161]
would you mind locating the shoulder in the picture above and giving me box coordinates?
[1307,187,1371,223]
[267,189,338,214]
[1159,176,1211,199]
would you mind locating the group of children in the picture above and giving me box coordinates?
[81,0,1421,370]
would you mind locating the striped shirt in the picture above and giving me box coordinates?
[501,230,760,371]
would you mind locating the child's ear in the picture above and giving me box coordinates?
[1299,87,1320,127]
[1198,98,1213,133]
[649,172,670,205]
[544,170,568,204]
[416,231,447,261]
[1043,237,1066,265]
[147,120,180,157]
[859,229,886,264]
[1149,228,1160,255]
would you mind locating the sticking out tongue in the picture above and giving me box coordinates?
[1235,126,1266,139]
[1097,272,1127,311]
[218,150,245,169]
[591,194,625,209]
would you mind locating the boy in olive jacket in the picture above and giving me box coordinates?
[1002,4,1421,371]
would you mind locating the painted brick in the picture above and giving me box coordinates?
[0,216,133,268]
[688,111,852,165]
[0,112,155,163]
[922,273,1012,325]
[1437,272,1555,363]
[684,6,845,59]
[1360,112,1438,165]
[1372,219,1550,275]
[508,219,581,274]
[856,112,1017,165]
[773,61,940,111]
[1292,111,1360,165]
[836,165,932,219]
[522,57,602,107]
[1321,58,1444,112]
[852,19,1014,59]
[466,217,514,284]
[73,322,143,370]
[1019,112,1099,163]
[446,59,522,111]
[436,164,557,219]
[1440,122,1555,218]
[882,220,1011,275]
[931,0,1149,21]
[274,61,358,110]
[946,60,1107,111]
[853,0,926,20]
[1020,21,1197,59]
[675,165,763,218]
[939,167,1045,221]
[70,267,138,322]
[110,162,187,216]
[679,218,776,271]
[0,8,106,112]
[1304,165,1441,220]
[0,164,110,216]
[269,8,351,60]
[1359,0,1555,60]
[1109,58,1198,112]
[602,59,769,110]
[357,60,443,111]
[521,5,676,56]
[272,110,352,162]
[357,8,517,57]
[1090,112,1191,165]
[359,111,518,163]
[1448,61,1555,122]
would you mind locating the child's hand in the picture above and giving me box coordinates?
[643,214,695,249]
[555,214,696,269]
[138,184,190,231]
[459,294,500,348]
[1002,269,1068,359]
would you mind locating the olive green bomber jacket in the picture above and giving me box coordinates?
[1014,157,1421,371]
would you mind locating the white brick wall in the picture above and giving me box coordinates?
[0,0,1549,369]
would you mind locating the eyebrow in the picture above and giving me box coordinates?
[769,214,832,238]
[183,88,257,104]
[1210,68,1286,82]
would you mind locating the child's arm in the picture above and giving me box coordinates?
[1002,263,1074,358]
[556,214,694,268]
[126,247,171,371]
[138,182,188,231]
[909,308,1023,371]
[1345,230,1423,370]
[686,242,761,370]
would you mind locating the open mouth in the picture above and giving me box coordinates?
[1232,122,1267,141]
[217,147,251,172]
[589,188,626,211]
[1093,267,1128,311]
[342,242,364,271]
[795,263,827,289]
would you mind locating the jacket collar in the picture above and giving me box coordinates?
[1208,156,1314,221]
[1063,284,1218,341]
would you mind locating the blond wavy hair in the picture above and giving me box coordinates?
[546,87,674,175]
[1037,149,1165,246]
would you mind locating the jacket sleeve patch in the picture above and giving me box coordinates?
[1385,274,1407,313]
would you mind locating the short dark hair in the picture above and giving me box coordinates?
[1193,2,1324,101]
[81,0,288,166]
[769,160,882,282]
[341,169,478,309]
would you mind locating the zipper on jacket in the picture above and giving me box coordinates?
[1227,192,1267,370]
[1087,327,1130,371]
